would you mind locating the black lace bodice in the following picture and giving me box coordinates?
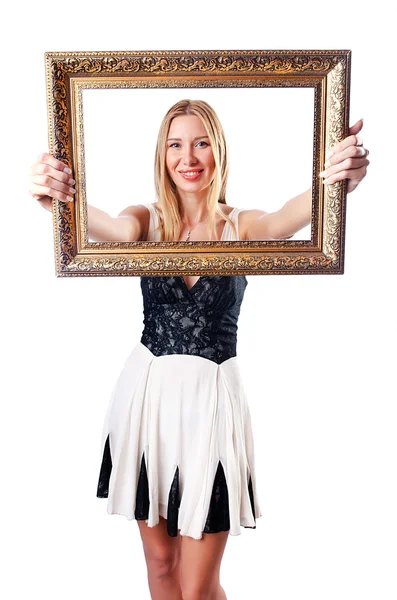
[140,275,248,365]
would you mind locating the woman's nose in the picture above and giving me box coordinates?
[182,146,197,165]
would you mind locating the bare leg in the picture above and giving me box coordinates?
[215,584,227,600]
[180,529,229,600]
[136,516,183,600]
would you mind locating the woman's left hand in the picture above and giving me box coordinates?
[320,119,370,194]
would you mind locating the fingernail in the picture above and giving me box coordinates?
[319,170,327,177]
[325,150,334,160]
[323,178,329,185]
[68,178,75,185]
[324,160,331,169]
[356,135,363,145]
[66,196,73,202]
[64,167,72,175]
[69,187,76,194]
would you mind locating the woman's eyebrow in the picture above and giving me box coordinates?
[167,136,210,141]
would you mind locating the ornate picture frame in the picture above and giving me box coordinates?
[45,49,351,277]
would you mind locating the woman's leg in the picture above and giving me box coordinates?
[179,530,229,600]
[136,516,183,600]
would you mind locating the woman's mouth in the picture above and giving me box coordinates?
[178,169,204,181]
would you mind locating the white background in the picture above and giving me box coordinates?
[83,86,313,238]
[2,2,396,600]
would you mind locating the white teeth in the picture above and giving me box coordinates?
[181,171,201,175]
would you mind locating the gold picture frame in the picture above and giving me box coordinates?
[45,49,351,277]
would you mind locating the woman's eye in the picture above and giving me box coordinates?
[168,141,208,149]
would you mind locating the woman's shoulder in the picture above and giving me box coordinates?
[147,202,163,218]
[118,202,153,219]
[118,202,164,223]
[227,206,269,241]
[117,203,156,240]
[219,204,268,218]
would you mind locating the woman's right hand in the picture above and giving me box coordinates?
[29,153,76,212]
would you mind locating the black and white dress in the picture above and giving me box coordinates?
[96,203,262,540]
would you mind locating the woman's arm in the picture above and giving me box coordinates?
[29,153,148,241]
[241,119,370,241]
[241,188,312,241]
[88,204,145,242]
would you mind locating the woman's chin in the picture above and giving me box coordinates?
[175,181,211,196]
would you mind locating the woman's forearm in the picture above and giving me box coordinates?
[87,204,140,242]
[266,187,312,239]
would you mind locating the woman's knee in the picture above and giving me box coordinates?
[137,517,181,579]
[145,549,179,580]
[181,582,218,600]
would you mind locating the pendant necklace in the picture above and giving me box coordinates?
[184,215,208,242]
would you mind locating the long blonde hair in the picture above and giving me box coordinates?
[153,99,237,242]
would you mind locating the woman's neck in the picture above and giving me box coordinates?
[177,190,210,223]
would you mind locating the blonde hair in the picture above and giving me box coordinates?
[153,99,237,242]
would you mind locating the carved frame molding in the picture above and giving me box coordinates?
[45,49,351,277]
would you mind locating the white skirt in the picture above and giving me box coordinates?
[96,341,262,540]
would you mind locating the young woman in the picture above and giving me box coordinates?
[29,99,369,600]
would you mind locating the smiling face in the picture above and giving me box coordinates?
[165,115,216,198]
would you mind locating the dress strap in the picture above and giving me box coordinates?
[143,203,161,241]
[221,207,241,241]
